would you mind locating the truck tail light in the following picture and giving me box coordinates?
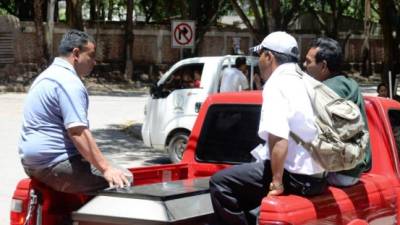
[11,198,23,213]
[11,189,39,225]
[10,198,26,225]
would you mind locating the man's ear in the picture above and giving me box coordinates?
[321,60,329,72]
[266,51,275,63]
[72,48,80,61]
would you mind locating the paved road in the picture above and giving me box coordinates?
[0,91,169,224]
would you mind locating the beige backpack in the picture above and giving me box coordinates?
[290,66,369,172]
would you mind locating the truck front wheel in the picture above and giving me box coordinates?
[167,132,189,163]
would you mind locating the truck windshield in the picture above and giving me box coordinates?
[389,110,400,157]
[195,104,264,164]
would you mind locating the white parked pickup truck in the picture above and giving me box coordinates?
[141,55,259,163]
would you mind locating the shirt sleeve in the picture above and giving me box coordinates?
[258,84,290,140]
[239,74,249,90]
[56,83,89,128]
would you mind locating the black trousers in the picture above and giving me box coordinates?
[209,160,327,225]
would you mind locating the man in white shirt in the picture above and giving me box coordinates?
[209,32,328,225]
[220,57,249,92]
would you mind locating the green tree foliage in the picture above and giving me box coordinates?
[305,1,379,38]
[230,0,305,41]
[0,0,33,20]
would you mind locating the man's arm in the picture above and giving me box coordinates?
[67,126,130,188]
[268,133,288,196]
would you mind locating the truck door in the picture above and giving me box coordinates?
[142,63,205,161]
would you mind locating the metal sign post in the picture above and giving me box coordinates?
[389,71,393,99]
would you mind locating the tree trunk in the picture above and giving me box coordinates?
[268,0,282,31]
[377,0,399,93]
[33,0,48,67]
[108,0,114,21]
[46,0,56,61]
[89,0,97,22]
[124,0,134,82]
[230,0,261,41]
[249,0,263,30]
[54,0,59,22]
[66,0,83,30]
[99,0,105,21]
[281,0,301,30]
[361,0,372,77]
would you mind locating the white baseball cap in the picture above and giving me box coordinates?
[251,31,299,60]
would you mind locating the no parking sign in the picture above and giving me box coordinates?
[171,20,195,48]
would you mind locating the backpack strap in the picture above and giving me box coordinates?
[293,65,316,107]
[289,65,315,151]
[289,131,313,151]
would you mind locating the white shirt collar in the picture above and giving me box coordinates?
[270,63,297,79]
[52,57,78,76]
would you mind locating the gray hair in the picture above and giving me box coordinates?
[270,50,298,65]
[58,30,95,56]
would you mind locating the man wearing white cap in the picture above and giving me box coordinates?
[209,31,328,225]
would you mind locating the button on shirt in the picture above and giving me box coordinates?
[257,63,324,175]
[19,57,89,169]
[220,67,249,92]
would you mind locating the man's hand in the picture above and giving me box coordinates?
[267,182,284,196]
[103,166,131,188]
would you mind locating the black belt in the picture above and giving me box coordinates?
[310,172,327,178]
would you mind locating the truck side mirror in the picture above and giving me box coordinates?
[150,83,161,98]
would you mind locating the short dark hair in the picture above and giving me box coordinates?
[377,83,386,92]
[310,37,342,74]
[268,49,298,65]
[235,57,247,68]
[58,29,95,56]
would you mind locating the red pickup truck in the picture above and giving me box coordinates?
[10,92,400,225]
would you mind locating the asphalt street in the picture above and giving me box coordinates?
[0,91,169,224]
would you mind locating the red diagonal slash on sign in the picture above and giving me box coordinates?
[174,23,193,45]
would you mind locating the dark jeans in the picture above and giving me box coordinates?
[209,160,327,225]
[23,155,133,194]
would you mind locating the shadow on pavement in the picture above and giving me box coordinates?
[86,83,149,97]
[88,90,149,97]
[91,124,171,168]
